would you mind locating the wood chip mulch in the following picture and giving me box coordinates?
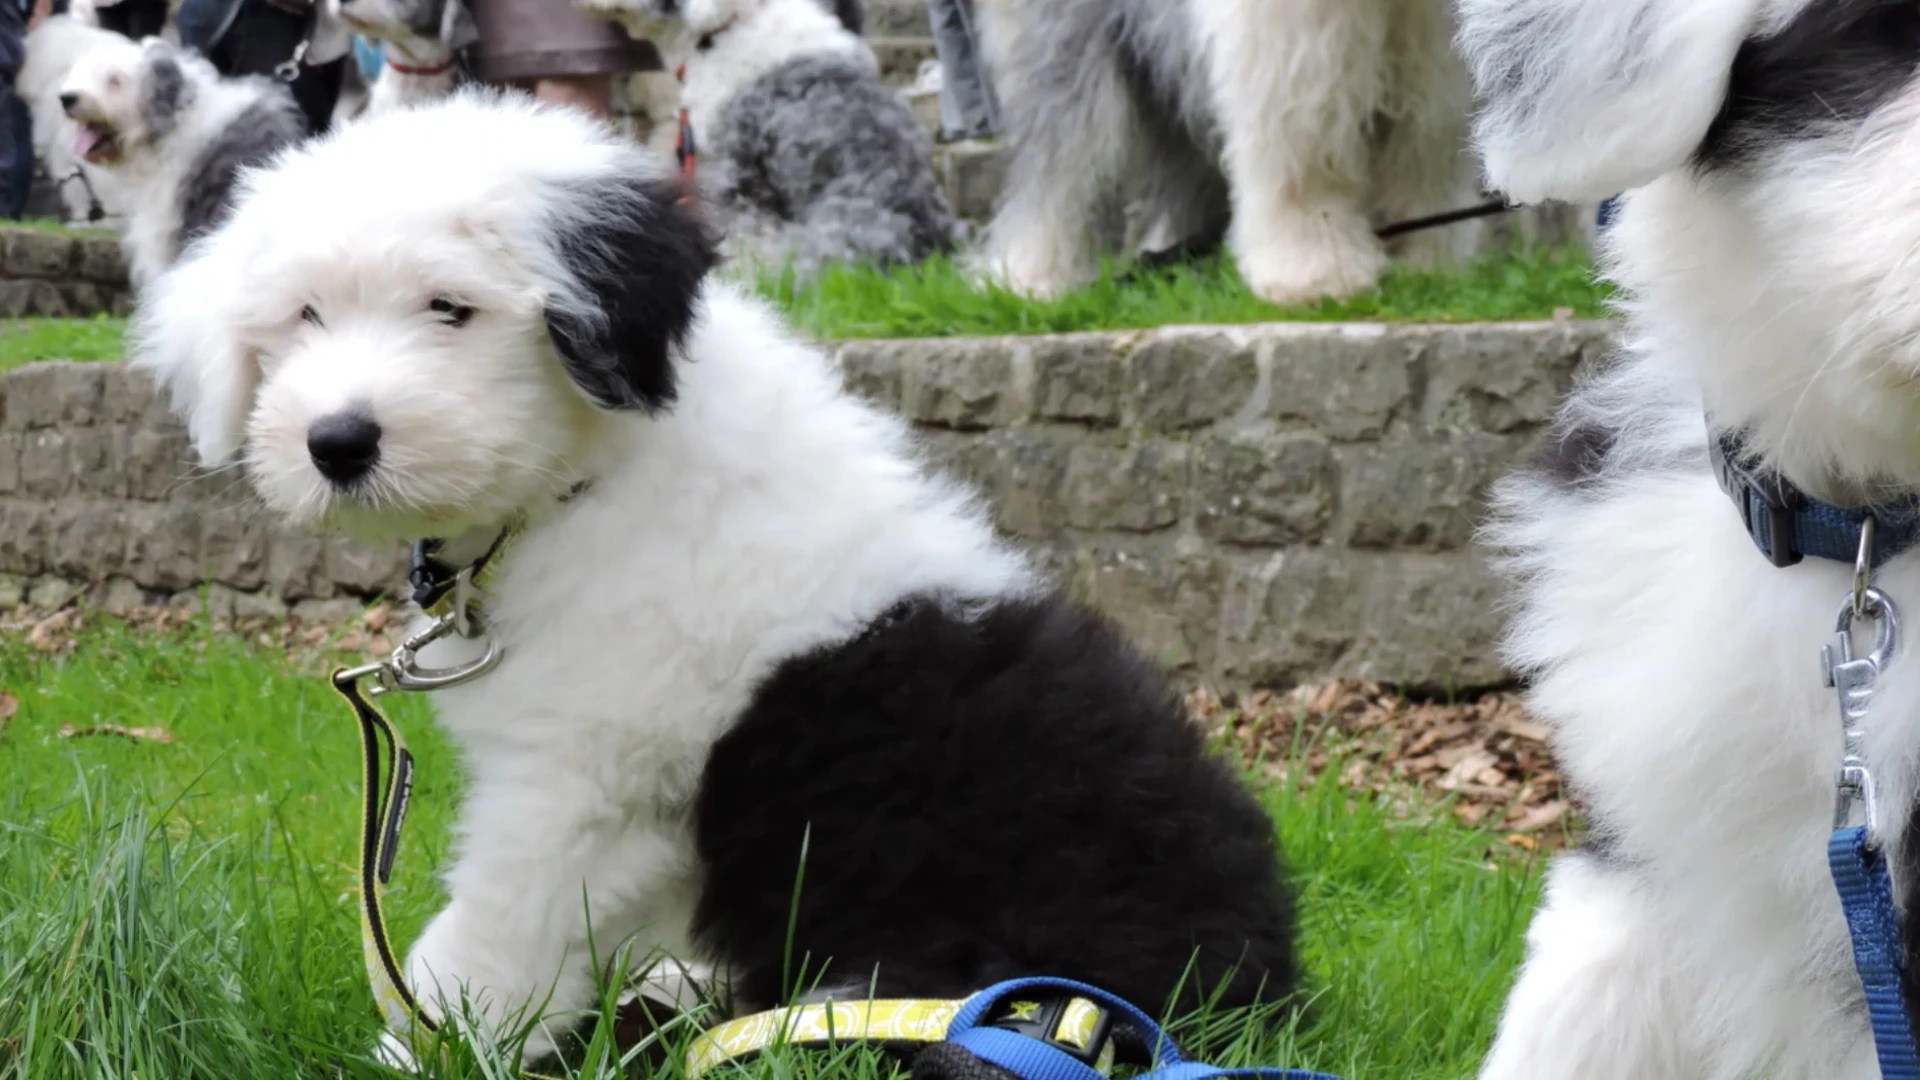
[1190,680,1580,852]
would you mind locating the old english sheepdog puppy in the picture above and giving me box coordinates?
[58,36,305,286]
[1462,1,1920,1077]
[579,0,959,275]
[327,0,476,114]
[976,0,1480,305]
[132,91,1296,1065]
[20,14,129,226]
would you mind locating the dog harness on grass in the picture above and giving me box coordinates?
[1714,429,1920,1076]
[332,500,1351,1080]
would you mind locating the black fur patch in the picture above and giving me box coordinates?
[139,46,194,140]
[172,87,307,256]
[544,176,715,412]
[1697,0,1920,170]
[1529,419,1617,489]
[692,593,1300,1017]
[829,0,862,35]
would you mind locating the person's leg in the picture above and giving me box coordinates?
[925,0,997,140]
[7,91,33,220]
[533,75,612,120]
[0,83,19,222]
[209,3,342,134]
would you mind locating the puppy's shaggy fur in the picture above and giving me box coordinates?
[1462,1,1920,1077]
[132,91,1296,1064]
[19,14,128,226]
[584,0,959,275]
[59,37,305,286]
[328,0,476,114]
[976,0,1480,305]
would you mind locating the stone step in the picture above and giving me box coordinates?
[870,35,937,86]
[862,0,931,36]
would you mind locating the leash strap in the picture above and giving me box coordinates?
[1832,825,1920,1078]
[331,670,437,1037]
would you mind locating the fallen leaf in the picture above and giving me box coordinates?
[0,693,16,726]
[59,723,173,744]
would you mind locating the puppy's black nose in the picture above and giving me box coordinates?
[58,91,79,115]
[307,412,382,485]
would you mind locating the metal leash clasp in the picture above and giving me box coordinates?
[336,568,504,698]
[1825,519,1901,849]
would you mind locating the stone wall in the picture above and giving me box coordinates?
[0,320,1611,690]
[0,229,131,319]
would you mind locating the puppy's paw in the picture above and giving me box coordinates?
[373,1029,421,1074]
[1234,220,1386,306]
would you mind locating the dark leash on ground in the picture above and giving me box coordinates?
[328,530,1355,1080]
[1714,434,1920,1077]
[1125,199,1515,281]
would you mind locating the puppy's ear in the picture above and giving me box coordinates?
[440,0,480,51]
[542,174,716,412]
[1457,0,1767,203]
[137,39,194,139]
[129,244,256,465]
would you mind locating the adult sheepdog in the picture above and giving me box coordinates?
[327,0,475,114]
[1461,1,1920,1077]
[131,91,1297,1067]
[59,36,305,286]
[975,0,1480,305]
[578,0,959,275]
[19,14,128,226]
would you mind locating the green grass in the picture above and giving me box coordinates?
[758,247,1609,339]
[2,219,118,241]
[0,617,1541,1080]
[0,316,125,371]
[0,246,1606,371]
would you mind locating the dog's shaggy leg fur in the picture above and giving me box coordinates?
[1190,0,1388,304]
[976,1,1140,297]
[1366,0,1482,270]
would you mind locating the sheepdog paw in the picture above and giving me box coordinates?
[1234,210,1387,306]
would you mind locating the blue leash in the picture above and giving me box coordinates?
[1833,827,1920,1079]
[945,977,1347,1080]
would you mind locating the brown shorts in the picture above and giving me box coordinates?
[463,0,663,82]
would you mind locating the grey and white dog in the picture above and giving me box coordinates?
[580,0,960,276]
[58,36,307,286]
[328,0,478,115]
[976,0,1481,305]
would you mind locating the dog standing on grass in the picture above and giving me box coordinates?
[1462,1,1920,1077]
[975,0,1481,306]
[57,36,305,286]
[131,91,1298,1069]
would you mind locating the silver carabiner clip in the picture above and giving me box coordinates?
[275,39,310,83]
[1826,586,1900,847]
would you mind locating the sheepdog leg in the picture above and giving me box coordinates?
[1480,854,1707,1080]
[1190,0,1388,304]
[978,0,1139,298]
[1368,0,1482,270]
[399,772,679,1065]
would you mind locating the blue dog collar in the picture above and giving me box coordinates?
[1711,433,1920,569]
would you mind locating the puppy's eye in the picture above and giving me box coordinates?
[106,73,123,91]
[300,304,323,327]
[429,298,475,327]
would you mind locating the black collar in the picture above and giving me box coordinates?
[407,480,593,610]
[1711,431,1920,569]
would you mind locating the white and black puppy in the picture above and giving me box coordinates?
[1463,1,1920,1078]
[18,14,128,226]
[328,0,477,114]
[131,91,1296,1066]
[581,0,959,276]
[58,37,306,286]
[975,0,1481,305]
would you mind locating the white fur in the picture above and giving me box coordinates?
[977,0,1480,306]
[59,39,295,286]
[18,15,128,226]
[1461,0,1920,1076]
[132,91,1033,1063]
